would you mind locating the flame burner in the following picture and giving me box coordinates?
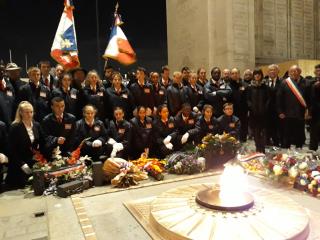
[195,189,254,212]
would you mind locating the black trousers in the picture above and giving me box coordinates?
[250,116,266,153]
[283,118,305,148]
[309,119,320,151]
[239,114,248,142]
[266,114,280,147]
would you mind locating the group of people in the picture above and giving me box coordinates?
[0,60,319,190]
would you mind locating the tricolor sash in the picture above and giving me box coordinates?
[285,78,307,108]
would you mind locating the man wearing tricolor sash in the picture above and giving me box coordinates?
[277,65,307,149]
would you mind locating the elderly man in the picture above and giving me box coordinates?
[277,65,307,148]
[243,69,253,85]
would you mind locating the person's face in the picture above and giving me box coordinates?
[29,70,41,84]
[182,70,190,79]
[204,107,213,119]
[138,107,146,120]
[159,107,169,119]
[21,106,33,122]
[74,71,86,82]
[189,74,197,85]
[114,109,124,121]
[223,106,233,116]
[56,66,64,78]
[315,68,320,78]
[7,69,20,80]
[89,73,98,85]
[198,69,206,80]
[173,73,182,84]
[136,70,145,81]
[211,69,221,81]
[231,70,240,81]
[162,69,169,79]
[61,75,72,89]
[84,106,96,122]
[40,63,51,76]
[268,67,279,79]
[104,68,113,79]
[243,71,253,81]
[151,73,160,84]
[182,107,191,117]
[52,101,65,116]
[112,75,122,88]
[254,73,262,81]
[289,67,300,80]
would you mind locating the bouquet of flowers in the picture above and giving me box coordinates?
[130,157,166,181]
[166,152,205,175]
[238,152,266,174]
[197,133,240,167]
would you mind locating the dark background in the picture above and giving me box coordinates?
[0,0,167,76]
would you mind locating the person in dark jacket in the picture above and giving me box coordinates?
[229,68,249,142]
[83,70,107,120]
[204,67,232,117]
[102,65,114,89]
[166,71,188,116]
[106,72,134,120]
[5,62,26,98]
[174,103,198,147]
[277,65,307,148]
[75,105,108,161]
[309,64,320,150]
[185,72,204,114]
[5,101,43,189]
[130,106,154,159]
[217,103,240,139]
[265,64,283,147]
[197,67,207,87]
[106,107,132,159]
[150,72,166,108]
[0,63,15,127]
[194,104,219,144]
[130,67,155,116]
[160,65,172,89]
[41,97,77,160]
[39,60,57,91]
[51,72,81,119]
[18,67,51,122]
[153,104,178,158]
[247,69,269,153]
[0,121,8,189]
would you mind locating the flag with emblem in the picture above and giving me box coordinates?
[51,0,80,69]
[103,4,136,65]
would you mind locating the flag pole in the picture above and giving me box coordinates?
[9,49,12,63]
[25,54,28,73]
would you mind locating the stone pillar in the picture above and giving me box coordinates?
[166,0,255,73]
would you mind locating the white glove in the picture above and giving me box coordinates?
[21,163,32,175]
[107,138,117,145]
[193,107,199,113]
[181,132,189,144]
[165,143,173,150]
[0,153,8,164]
[114,143,124,151]
[212,91,217,96]
[163,135,172,145]
[110,149,117,158]
[92,139,102,147]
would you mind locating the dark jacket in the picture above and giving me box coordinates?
[152,116,178,146]
[265,77,282,117]
[51,87,81,119]
[204,79,232,117]
[83,85,107,120]
[130,116,154,157]
[152,83,167,107]
[229,79,248,118]
[217,115,240,139]
[194,116,219,143]
[6,121,42,187]
[277,78,307,119]
[310,80,320,120]
[41,113,77,158]
[185,84,204,110]
[0,79,15,126]
[106,86,134,120]
[174,112,198,135]
[130,81,155,109]
[107,119,132,153]
[0,121,8,155]
[166,83,188,116]
[247,81,270,117]
[18,82,51,122]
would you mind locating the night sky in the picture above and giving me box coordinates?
[0,0,167,76]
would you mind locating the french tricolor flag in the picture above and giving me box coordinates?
[51,0,80,69]
[103,14,136,65]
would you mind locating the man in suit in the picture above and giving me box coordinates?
[41,97,77,160]
[39,60,56,91]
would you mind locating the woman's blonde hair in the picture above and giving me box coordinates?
[13,101,34,124]
[85,70,102,87]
